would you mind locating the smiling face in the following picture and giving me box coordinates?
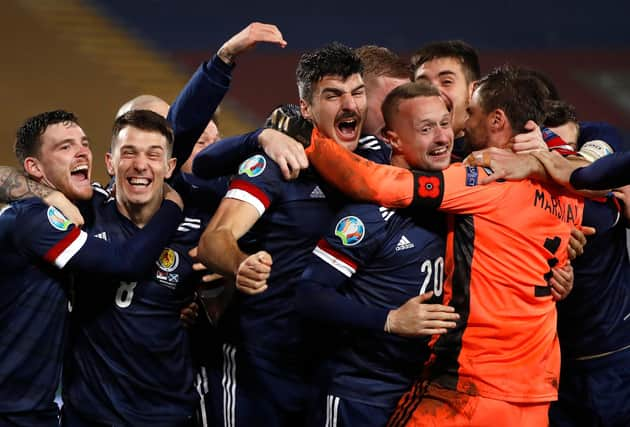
[415,57,474,138]
[106,126,175,214]
[300,73,367,152]
[24,121,93,201]
[386,95,454,171]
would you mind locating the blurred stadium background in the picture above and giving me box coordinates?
[1,0,629,185]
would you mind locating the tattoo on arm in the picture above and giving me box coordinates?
[0,166,54,202]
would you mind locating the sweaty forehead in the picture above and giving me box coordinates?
[115,126,168,150]
[416,57,464,79]
[42,122,85,143]
[314,73,364,91]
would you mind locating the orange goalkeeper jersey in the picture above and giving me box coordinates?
[305,129,584,402]
[426,164,582,402]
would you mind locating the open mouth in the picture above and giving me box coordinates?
[428,146,450,157]
[127,177,152,187]
[335,116,360,141]
[70,165,89,181]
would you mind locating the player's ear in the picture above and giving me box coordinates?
[23,157,44,180]
[300,99,312,120]
[489,108,507,131]
[105,152,115,176]
[384,129,403,153]
[164,157,176,179]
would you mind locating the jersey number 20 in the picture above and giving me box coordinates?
[419,256,444,297]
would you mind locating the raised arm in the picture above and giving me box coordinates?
[168,22,287,172]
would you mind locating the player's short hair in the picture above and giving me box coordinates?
[411,40,480,84]
[355,45,411,80]
[544,100,577,127]
[520,69,561,101]
[474,66,547,134]
[14,110,80,165]
[111,110,174,156]
[296,42,363,103]
[381,81,443,132]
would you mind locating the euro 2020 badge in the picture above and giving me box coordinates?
[334,216,365,246]
[47,206,71,231]
[238,154,266,178]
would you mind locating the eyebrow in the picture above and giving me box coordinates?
[437,70,457,78]
[55,136,88,146]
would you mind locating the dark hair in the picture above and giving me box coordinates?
[411,40,480,83]
[15,110,79,165]
[111,110,174,154]
[381,81,443,132]
[520,69,561,101]
[355,45,411,80]
[296,42,363,103]
[474,66,547,134]
[543,100,577,127]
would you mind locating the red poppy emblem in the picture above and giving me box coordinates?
[417,176,441,199]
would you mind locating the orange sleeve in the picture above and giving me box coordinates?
[306,128,414,208]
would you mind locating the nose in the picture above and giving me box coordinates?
[435,125,452,144]
[77,143,90,158]
[132,153,148,171]
[340,93,357,111]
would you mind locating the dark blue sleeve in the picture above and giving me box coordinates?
[168,55,234,172]
[296,203,389,331]
[192,129,264,179]
[297,257,389,331]
[578,121,628,153]
[65,200,183,278]
[570,151,630,190]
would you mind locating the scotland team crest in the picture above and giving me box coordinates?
[47,206,71,231]
[335,216,365,246]
[156,248,179,272]
[238,155,266,178]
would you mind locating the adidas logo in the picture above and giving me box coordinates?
[395,235,414,251]
[94,232,108,241]
[310,186,326,199]
[178,217,202,232]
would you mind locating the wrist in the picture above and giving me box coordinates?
[384,310,394,334]
[217,46,234,65]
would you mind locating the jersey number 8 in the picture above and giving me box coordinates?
[115,281,137,308]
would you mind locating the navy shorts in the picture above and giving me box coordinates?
[308,393,394,427]
[550,346,630,427]
[203,343,314,427]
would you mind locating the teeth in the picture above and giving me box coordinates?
[72,165,88,173]
[129,178,150,186]
[431,147,447,155]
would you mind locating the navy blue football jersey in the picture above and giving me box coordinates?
[558,197,630,358]
[217,137,390,370]
[63,198,205,426]
[0,195,181,418]
[301,203,446,408]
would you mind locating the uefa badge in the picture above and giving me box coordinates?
[238,154,266,178]
[47,206,71,231]
[334,216,365,246]
[156,248,179,272]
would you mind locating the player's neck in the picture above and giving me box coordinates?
[115,197,162,228]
